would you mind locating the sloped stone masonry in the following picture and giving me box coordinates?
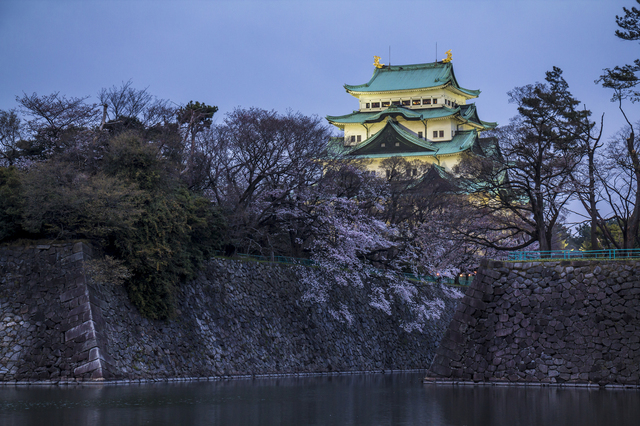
[427,259,640,385]
[0,242,112,382]
[0,243,458,382]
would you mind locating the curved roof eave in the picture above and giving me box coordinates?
[458,104,498,130]
[343,62,480,98]
[345,84,449,96]
[446,66,480,98]
[362,106,425,123]
[345,118,438,155]
[326,106,460,125]
[480,120,498,129]
[449,86,481,98]
[345,125,480,159]
[387,120,438,150]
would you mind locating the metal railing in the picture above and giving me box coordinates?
[508,249,640,261]
[402,272,473,286]
[232,253,315,266]
[214,252,472,286]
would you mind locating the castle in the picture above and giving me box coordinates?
[326,55,497,175]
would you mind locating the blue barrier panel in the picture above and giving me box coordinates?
[507,249,640,261]
[213,252,472,286]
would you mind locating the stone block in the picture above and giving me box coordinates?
[470,288,483,300]
[453,311,473,325]
[441,338,458,351]
[484,269,502,280]
[60,287,87,303]
[448,330,464,344]
[515,329,528,338]
[88,290,109,310]
[61,252,84,265]
[98,349,116,367]
[75,339,99,355]
[91,368,104,380]
[495,328,512,337]
[429,363,452,377]
[73,360,101,376]
[468,298,486,310]
[64,321,95,342]
[68,302,91,317]
[88,347,100,362]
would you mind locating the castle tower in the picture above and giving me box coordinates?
[326,57,497,174]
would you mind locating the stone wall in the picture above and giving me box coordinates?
[0,242,112,381]
[0,243,458,382]
[427,259,640,385]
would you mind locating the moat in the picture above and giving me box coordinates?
[1,373,639,426]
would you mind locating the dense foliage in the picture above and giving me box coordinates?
[0,88,224,320]
[2,1,638,323]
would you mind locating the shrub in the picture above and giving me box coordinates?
[0,167,23,242]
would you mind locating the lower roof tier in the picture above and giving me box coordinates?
[326,104,496,131]
[326,117,496,160]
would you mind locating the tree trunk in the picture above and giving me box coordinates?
[588,149,599,251]
[625,130,640,249]
[99,104,107,131]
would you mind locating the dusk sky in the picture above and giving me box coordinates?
[1,0,636,137]
[2,0,637,226]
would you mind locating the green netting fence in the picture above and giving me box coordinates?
[508,249,640,261]
[213,252,473,286]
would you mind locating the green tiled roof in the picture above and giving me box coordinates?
[344,62,480,98]
[326,118,481,159]
[327,105,456,125]
[327,104,496,130]
[459,104,497,129]
[354,118,438,152]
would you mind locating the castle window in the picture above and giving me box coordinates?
[366,103,370,108]
[357,135,361,142]
[372,102,380,108]
[402,100,410,106]
[412,100,421,105]
[350,135,356,143]
[423,99,431,105]
[395,142,400,146]
[381,143,386,147]
[382,101,390,107]
[433,98,438,104]
[418,131,423,139]
[392,101,401,106]
[439,130,444,138]
[433,131,438,138]
[412,168,417,176]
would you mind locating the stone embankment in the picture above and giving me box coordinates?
[427,259,640,386]
[0,243,458,383]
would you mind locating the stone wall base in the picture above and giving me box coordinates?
[1,244,458,381]
[427,259,640,386]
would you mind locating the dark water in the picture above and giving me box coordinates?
[0,373,639,426]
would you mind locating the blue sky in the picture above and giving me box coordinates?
[1,0,638,228]
[0,0,636,141]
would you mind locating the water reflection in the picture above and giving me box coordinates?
[0,373,638,426]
